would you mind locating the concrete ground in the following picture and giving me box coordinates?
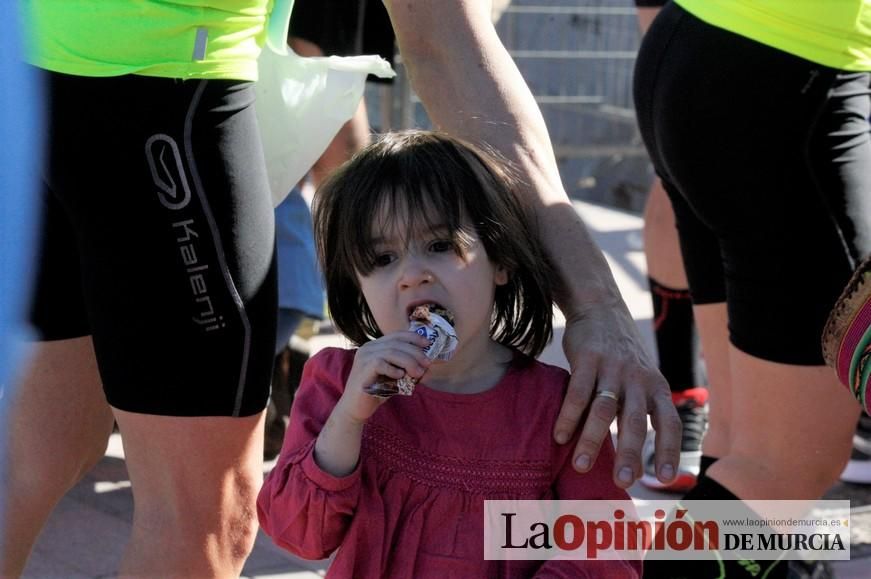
[19,201,871,578]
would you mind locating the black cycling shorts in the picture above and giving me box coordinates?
[634,3,871,365]
[30,72,277,417]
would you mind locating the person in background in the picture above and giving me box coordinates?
[634,0,709,494]
[288,0,395,186]
[265,186,325,461]
[634,0,871,576]
[264,0,395,460]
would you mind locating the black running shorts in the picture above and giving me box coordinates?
[634,3,871,365]
[30,72,277,417]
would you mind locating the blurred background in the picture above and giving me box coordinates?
[367,0,652,212]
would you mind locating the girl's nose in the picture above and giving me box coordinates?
[398,258,434,289]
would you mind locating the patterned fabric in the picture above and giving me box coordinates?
[259,347,640,578]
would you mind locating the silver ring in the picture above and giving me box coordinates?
[595,389,620,403]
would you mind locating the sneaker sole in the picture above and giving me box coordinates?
[640,471,698,493]
[840,460,871,485]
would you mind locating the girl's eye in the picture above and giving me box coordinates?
[372,253,396,268]
[428,240,454,253]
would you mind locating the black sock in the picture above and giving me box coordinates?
[682,474,734,500]
[699,455,718,479]
[649,278,700,392]
[644,477,789,579]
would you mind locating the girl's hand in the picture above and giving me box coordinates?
[336,331,433,424]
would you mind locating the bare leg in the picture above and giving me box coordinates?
[707,349,858,499]
[114,409,265,578]
[1,337,114,576]
[643,178,688,289]
[691,304,731,459]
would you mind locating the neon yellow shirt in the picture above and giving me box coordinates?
[25,0,274,80]
[675,0,871,71]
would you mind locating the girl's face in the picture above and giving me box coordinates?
[356,205,508,357]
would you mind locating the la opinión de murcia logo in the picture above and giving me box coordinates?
[485,500,850,561]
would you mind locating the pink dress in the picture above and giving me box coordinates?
[258,347,641,578]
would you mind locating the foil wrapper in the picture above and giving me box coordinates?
[364,304,458,398]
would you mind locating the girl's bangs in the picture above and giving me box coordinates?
[348,158,474,275]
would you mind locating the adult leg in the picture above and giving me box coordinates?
[690,304,730,460]
[645,180,701,393]
[644,178,688,290]
[36,73,277,575]
[708,351,858,499]
[636,6,867,577]
[642,179,711,490]
[636,3,870,499]
[114,410,265,577]
[1,337,114,576]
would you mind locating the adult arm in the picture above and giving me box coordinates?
[382,0,680,488]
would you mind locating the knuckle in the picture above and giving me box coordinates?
[592,400,617,421]
[661,413,683,433]
[658,443,682,457]
[618,447,642,465]
[652,390,673,407]
[577,437,601,455]
[622,411,648,436]
[561,397,587,417]
[564,381,590,400]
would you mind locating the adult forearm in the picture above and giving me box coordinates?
[385,0,623,315]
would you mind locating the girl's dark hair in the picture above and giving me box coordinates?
[312,130,554,357]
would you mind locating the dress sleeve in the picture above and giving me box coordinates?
[533,417,642,577]
[257,348,363,560]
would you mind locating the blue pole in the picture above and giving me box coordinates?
[0,0,42,540]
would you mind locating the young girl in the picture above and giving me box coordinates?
[257,131,640,577]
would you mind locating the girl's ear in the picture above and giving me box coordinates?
[494,264,509,286]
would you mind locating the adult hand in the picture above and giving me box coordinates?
[554,300,681,489]
[383,0,681,488]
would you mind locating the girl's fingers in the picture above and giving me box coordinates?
[374,360,407,380]
[365,333,433,368]
[368,349,428,381]
[353,333,434,385]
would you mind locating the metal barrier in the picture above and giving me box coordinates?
[365,0,652,210]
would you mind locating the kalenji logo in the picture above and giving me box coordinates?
[484,500,850,562]
[145,134,192,210]
[145,133,225,333]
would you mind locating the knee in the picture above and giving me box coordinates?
[12,430,110,498]
[130,468,260,574]
[190,468,260,565]
[170,469,260,565]
[223,470,260,563]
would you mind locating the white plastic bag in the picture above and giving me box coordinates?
[256,0,395,207]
